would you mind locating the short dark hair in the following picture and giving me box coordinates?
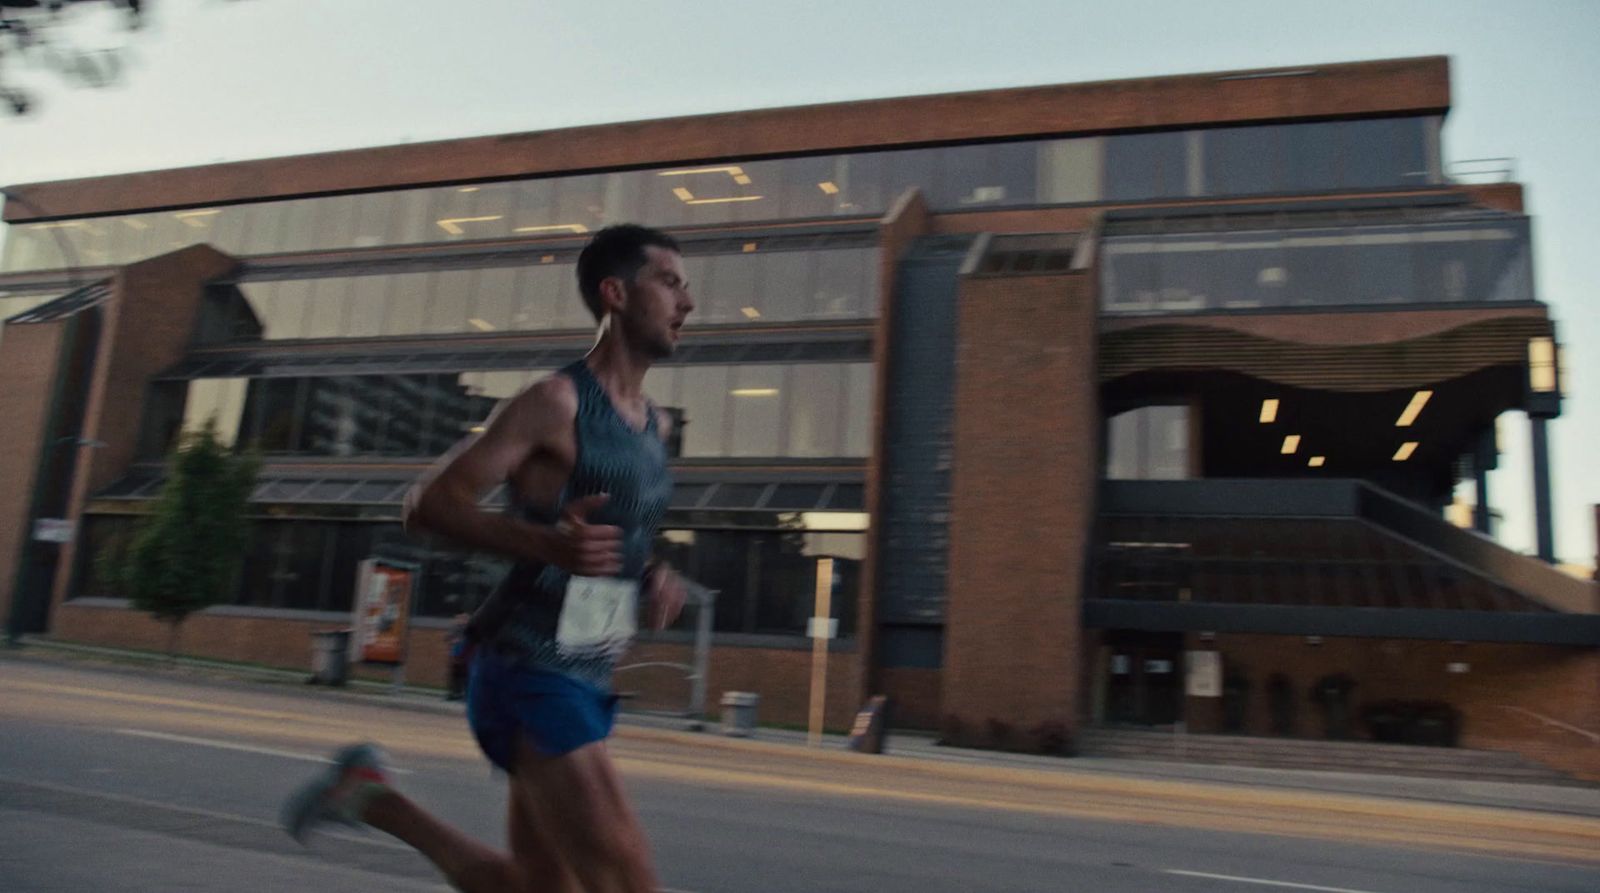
[575,224,680,322]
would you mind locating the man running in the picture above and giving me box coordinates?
[282,224,694,893]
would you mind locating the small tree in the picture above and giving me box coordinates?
[122,419,259,660]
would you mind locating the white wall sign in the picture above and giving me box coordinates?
[807,617,838,640]
[1186,651,1222,698]
[32,518,75,544]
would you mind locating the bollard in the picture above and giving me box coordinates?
[847,695,892,754]
[308,629,352,686]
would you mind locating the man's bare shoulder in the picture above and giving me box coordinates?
[496,370,579,431]
[652,404,674,443]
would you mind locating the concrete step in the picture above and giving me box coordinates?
[1076,728,1579,785]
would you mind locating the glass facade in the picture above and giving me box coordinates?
[197,245,879,343]
[654,528,862,637]
[1101,216,1533,315]
[76,512,862,635]
[27,107,1449,640]
[2,117,1441,273]
[161,362,874,461]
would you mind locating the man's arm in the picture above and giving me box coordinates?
[404,376,622,576]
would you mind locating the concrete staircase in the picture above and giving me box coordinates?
[1075,727,1583,786]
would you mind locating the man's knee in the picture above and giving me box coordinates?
[566,815,650,874]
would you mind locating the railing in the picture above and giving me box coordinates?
[1101,478,1597,615]
[614,582,717,729]
[1448,157,1517,184]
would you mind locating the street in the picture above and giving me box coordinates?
[1,657,1597,892]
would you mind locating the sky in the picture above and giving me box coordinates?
[1,0,1597,563]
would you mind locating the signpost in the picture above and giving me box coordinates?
[807,557,836,747]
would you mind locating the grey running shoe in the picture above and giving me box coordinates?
[280,742,392,843]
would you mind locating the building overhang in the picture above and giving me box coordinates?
[3,56,1449,223]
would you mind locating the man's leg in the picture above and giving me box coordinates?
[358,787,530,893]
[284,743,529,893]
[512,738,660,893]
[509,779,583,893]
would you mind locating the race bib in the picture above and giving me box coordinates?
[555,576,637,655]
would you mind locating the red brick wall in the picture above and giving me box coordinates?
[1465,182,1525,213]
[51,601,455,684]
[1197,633,1600,779]
[49,246,238,613]
[0,321,68,627]
[625,639,863,731]
[879,667,942,730]
[942,272,1097,752]
[49,604,867,730]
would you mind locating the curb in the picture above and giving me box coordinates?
[8,637,1599,819]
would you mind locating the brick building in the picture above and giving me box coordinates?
[2,56,1596,776]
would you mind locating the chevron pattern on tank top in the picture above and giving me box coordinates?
[480,360,673,690]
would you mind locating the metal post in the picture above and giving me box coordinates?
[1531,415,1555,563]
[689,585,715,729]
[808,557,835,747]
[1473,427,1496,536]
[1473,464,1492,535]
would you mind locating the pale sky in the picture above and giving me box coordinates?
[1,0,1597,563]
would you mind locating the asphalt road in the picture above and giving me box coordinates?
[2,658,1597,893]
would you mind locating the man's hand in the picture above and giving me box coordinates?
[548,494,623,577]
[646,563,687,631]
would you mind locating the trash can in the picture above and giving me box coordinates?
[720,691,759,737]
[309,629,352,686]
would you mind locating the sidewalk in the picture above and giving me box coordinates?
[8,635,1599,819]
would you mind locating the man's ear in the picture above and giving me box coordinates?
[598,275,629,316]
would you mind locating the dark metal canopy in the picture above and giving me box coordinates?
[1088,479,1600,646]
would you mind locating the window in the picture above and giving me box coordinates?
[728,366,784,457]
[1102,215,1532,314]
[1106,405,1191,480]
[1036,138,1102,204]
[1283,121,1344,192]
[931,142,1038,209]
[1283,229,1351,308]
[182,363,868,460]
[1204,125,1284,196]
[787,365,844,456]
[1346,227,1416,305]
[181,378,250,447]
[1341,118,1430,189]
[1105,131,1191,202]
[661,527,864,637]
[73,514,139,599]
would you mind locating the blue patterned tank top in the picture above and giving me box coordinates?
[474,359,673,689]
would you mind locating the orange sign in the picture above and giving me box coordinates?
[353,559,416,665]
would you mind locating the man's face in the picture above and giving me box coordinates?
[617,246,694,359]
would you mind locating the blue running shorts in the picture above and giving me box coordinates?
[466,650,619,771]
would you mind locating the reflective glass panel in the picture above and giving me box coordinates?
[1106,405,1190,480]
[1105,131,1191,202]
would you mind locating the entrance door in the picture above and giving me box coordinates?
[1104,631,1184,726]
